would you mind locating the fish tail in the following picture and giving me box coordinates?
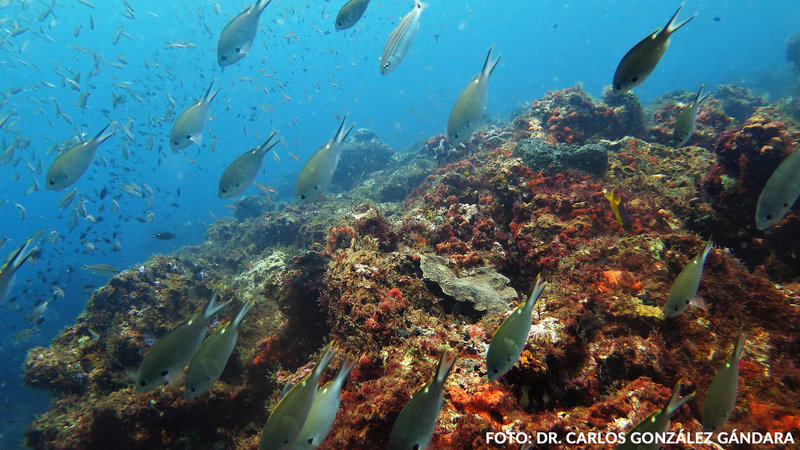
[258,130,280,155]
[664,3,695,36]
[481,45,501,79]
[232,299,255,328]
[334,354,356,388]
[525,273,546,309]
[314,341,338,377]
[732,326,746,360]
[255,0,272,14]
[664,378,695,416]
[334,114,355,146]
[204,80,220,104]
[694,84,705,104]
[434,348,456,385]
[700,239,714,261]
[203,290,232,320]
[92,122,116,145]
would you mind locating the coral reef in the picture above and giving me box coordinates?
[23,86,800,449]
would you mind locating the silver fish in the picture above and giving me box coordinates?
[217,0,272,68]
[672,84,710,147]
[612,3,695,92]
[389,349,456,450]
[0,238,37,304]
[755,150,800,230]
[335,0,371,31]
[379,0,427,75]
[447,46,501,146]
[185,300,254,399]
[702,330,745,432]
[295,115,354,203]
[617,379,695,450]
[218,130,280,198]
[170,82,219,151]
[134,292,231,391]
[294,355,356,449]
[663,240,713,318]
[46,123,115,190]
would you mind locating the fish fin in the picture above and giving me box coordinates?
[92,122,117,146]
[257,130,280,156]
[434,348,456,385]
[689,295,708,312]
[525,273,546,309]
[664,2,695,36]
[698,92,712,105]
[732,327,746,360]
[664,378,695,417]
[255,0,272,14]
[203,291,232,320]
[204,80,220,104]
[125,367,138,382]
[190,133,203,146]
[232,299,255,328]
[333,354,357,388]
[693,84,705,105]
[165,367,185,387]
[313,341,338,379]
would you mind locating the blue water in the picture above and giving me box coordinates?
[0,0,798,446]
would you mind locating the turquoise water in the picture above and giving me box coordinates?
[1,0,799,447]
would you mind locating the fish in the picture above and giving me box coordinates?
[27,295,54,324]
[169,81,219,151]
[134,291,231,391]
[673,84,711,147]
[185,300,254,399]
[447,46,501,146]
[218,130,280,198]
[612,3,695,92]
[294,355,356,449]
[295,115,354,203]
[58,189,78,210]
[603,189,632,232]
[0,238,37,304]
[663,239,713,318]
[702,330,745,432]
[486,274,546,381]
[259,342,337,449]
[617,379,695,450]
[755,150,800,230]
[45,123,115,190]
[388,349,456,450]
[379,0,427,75]
[217,0,272,68]
[82,263,121,275]
[335,0,371,30]
[151,232,177,240]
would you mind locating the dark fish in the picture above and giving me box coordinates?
[151,232,177,240]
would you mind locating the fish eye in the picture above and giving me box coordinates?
[673,306,678,312]
[49,180,55,185]
[221,55,227,61]
[631,77,638,82]
[186,135,191,140]
[492,368,498,373]
[784,203,790,207]
[684,299,690,304]
[766,214,772,220]
[235,47,241,53]
[173,140,179,145]
[307,438,314,444]
[140,380,148,387]
[160,370,169,377]
[190,386,196,392]
[221,188,227,193]
[454,133,459,139]
[383,62,389,69]
[300,194,306,200]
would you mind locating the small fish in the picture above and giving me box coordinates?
[702,330,745,432]
[755,150,800,230]
[151,232,176,240]
[259,342,337,449]
[217,0,272,68]
[663,239,713,318]
[294,355,356,449]
[335,0,371,30]
[170,82,219,151]
[447,46,501,146]
[0,238,37,304]
[486,274,545,381]
[612,3,696,92]
[185,300,254,399]
[120,182,142,197]
[379,0,427,75]
[27,295,54,324]
[134,292,231,391]
[673,84,711,147]
[15,203,26,221]
[46,123,115,190]
[603,189,632,232]
[295,115,354,203]
[219,130,280,198]
[82,263,120,275]
[388,349,456,450]
[617,379,695,450]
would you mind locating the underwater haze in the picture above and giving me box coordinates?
[2,0,800,448]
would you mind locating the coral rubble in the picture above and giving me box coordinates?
[23,86,800,449]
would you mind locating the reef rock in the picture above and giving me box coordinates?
[330,128,395,192]
[514,138,608,175]
[419,254,517,314]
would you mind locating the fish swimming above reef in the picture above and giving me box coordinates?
[185,299,254,399]
[702,329,745,432]
[603,189,632,232]
[82,263,121,275]
[218,130,280,198]
[379,0,427,75]
[170,81,219,151]
[389,349,456,450]
[151,232,176,240]
[217,0,272,68]
[755,150,800,230]
[447,46,501,146]
[673,84,711,147]
[134,291,231,391]
[335,0,371,30]
[0,238,37,305]
[486,274,546,381]
[259,342,337,450]
[617,379,695,450]
[294,354,356,449]
[45,123,115,190]
[613,2,695,92]
[663,239,713,318]
[295,115,354,203]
